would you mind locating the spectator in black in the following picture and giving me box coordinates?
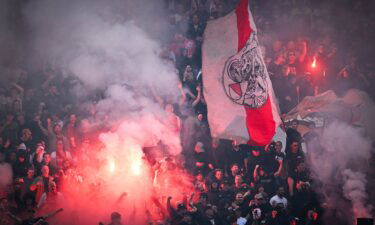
[231,191,252,218]
[266,202,290,225]
[37,153,57,177]
[248,193,272,224]
[197,206,225,225]
[261,143,278,173]
[232,175,246,194]
[227,163,241,185]
[187,14,205,44]
[19,168,35,201]
[217,180,234,210]
[290,160,313,218]
[286,141,305,197]
[208,139,228,170]
[270,141,286,187]
[244,146,262,182]
[286,120,302,147]
[206,168,224,185]
[282,72,300,113]
[30,141,46,172]
[193,142,212,175]
[228,140,247,171]
[255,185,269,203]
[108,211,123,225]
[194,193,209,216]
[12,150,30,179]
[253,164,276,196]
[304,208,322,225]
[268,53,285,82]
[16,128,33,153]
[207,181,220,206]
[299,73,315,99]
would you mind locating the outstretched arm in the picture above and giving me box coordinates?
[253,165,260,182]
[192,86,202,107]
[114,192,127,205]
[274,159,283,177]
[42,208,64,220]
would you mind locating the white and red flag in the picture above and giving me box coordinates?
[202,0,281,146]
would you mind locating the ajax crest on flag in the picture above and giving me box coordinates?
[222,32,268,109]
[202,0,282,145]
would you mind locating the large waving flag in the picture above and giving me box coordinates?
[202,0,281,146]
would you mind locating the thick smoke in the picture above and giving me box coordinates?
[22,0,183,148]
[23,0,177,93]
[308,121,373,224]
[19,0,189,224]
[22,0,181,151]
[0,0,21,70]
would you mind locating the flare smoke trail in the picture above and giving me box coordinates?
[308,121,374,224]
[17,0,191,224]
[22,0,181,151]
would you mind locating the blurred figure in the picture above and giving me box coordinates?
[30,165,54,204]
[37,181,64,209]
[50,139,73,169]
[269,186,288,209]
[109,212,123,225]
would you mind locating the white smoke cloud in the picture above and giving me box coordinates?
[342,169,373,219]
[308,121,373,224]
[22,0,181,149]
[19,1,185,223]
[23,0,178,93]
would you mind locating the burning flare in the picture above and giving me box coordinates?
[108,157,116,173]
[131,161,142,176]
[311,56,317,69]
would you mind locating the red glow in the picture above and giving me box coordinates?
[131,160,142,176]
[311,57,317,69]
[108,157,116,173]
[43,117,193,225]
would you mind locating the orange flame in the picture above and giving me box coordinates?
[131,161,142,176]
[312,57,317,68]
[108,158,116,173]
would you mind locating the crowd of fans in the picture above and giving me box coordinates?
[1,0,374,224]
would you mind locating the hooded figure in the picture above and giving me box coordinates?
[13,150,30,178]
